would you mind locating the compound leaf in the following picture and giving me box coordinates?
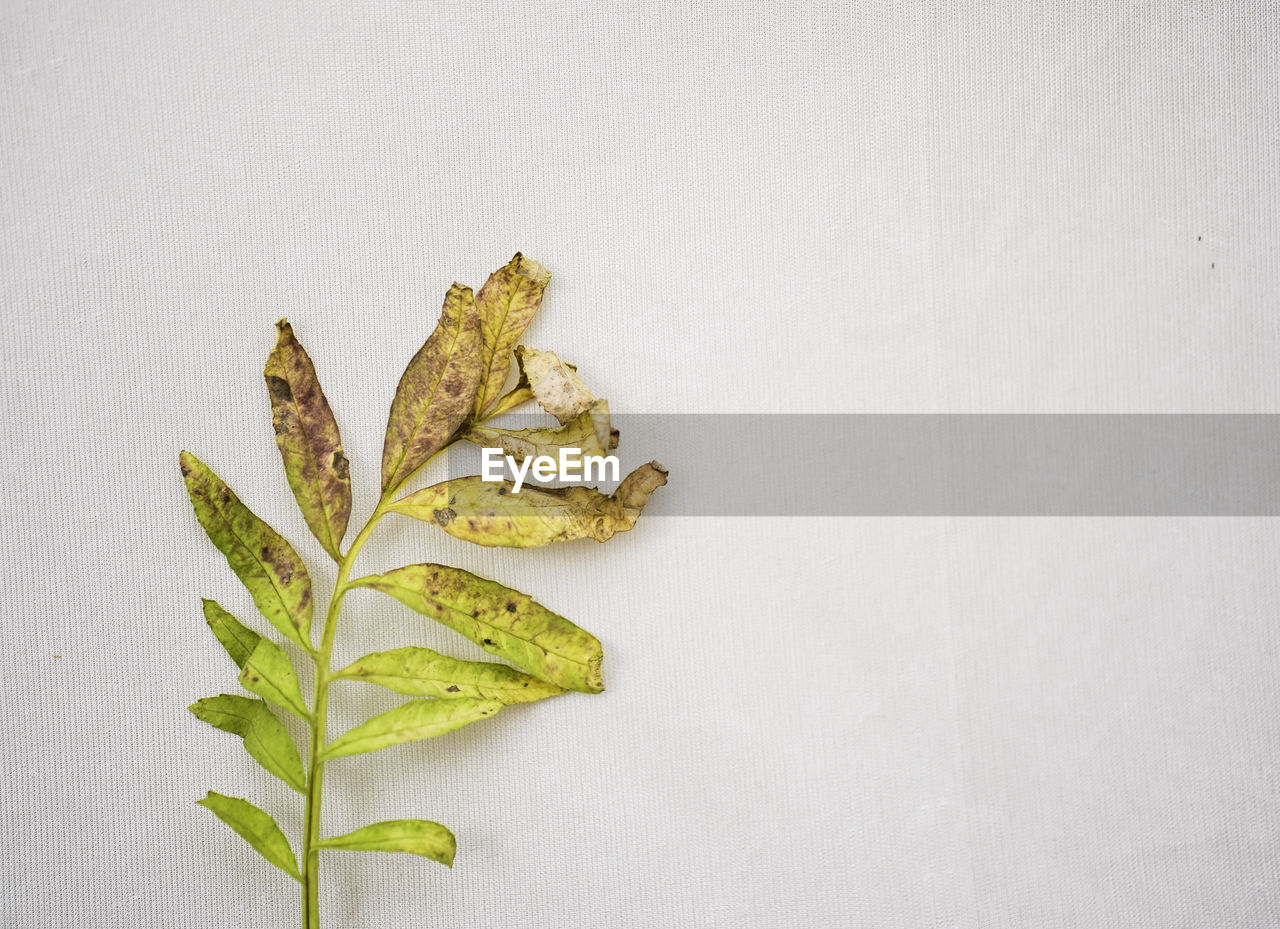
[473,253,550,416]
[351,565,603,693]
[333,646,563,704]
[317,819,456,867]
[189,694,306,793]
[320,697,502,761]
[239,639,309,720]
[387,462,668,548]
[264,319,351,562]
[202,598,262,668]
[381,283,482,493]
[180,451,314,653]
[196,791,301,881]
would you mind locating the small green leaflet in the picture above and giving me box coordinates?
[202,599,261,668]
[189,694,306,793]
[320,697,502,761]
[317,819,456,867]
[351,564,604,693]
[239,639,309,720]
[180,451,314,653]
[333,646,563,704]
[196,791,301,881]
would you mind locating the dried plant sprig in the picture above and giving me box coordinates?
[180,254,667,927]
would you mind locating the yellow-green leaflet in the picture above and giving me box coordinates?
[316,819,456,867]
[473,253,550,416]
[197,791,301,881]
[351,565,603,692]
[320,697,502,760]
[189,694,306,793]
[381,283,482,493]
[180,451,314,652]
[387,462,668,548]
[333,646,563,704]
[466,404,617,465]
[264,319,351,562]
[202,599,261,668]
[239,639,309,720]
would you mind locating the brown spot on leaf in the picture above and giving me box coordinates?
[445,685,460,693]
[505,601,517,613]
[434,507,457,527]
[267,375,293,403]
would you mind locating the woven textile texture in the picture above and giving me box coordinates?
[3,3,1279,927]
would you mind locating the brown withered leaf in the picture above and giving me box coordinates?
[381,283,482,493]
[264,320,351,561]
[473,254,550,417]
[387,461,668,547]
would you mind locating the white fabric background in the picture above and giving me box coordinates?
[3,3,1279,927]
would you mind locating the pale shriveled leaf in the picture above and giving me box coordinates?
[381,283,482,493]
[264,319,351,561]
[180,451,313,652]
[189,694,306,793]
[239,639,309,720]
[514,346,599,423]
[466,404,617,465]
[333,646,563,704]
[317,819,456,867]
[351,565,603,692]
[196,791,301,881]
[473,253,551,416]
[320,697,502,761]
[202,598,262,668]
[388,462,668,548]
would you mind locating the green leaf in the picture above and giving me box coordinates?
[202,598,262,668]
[320,697,501,761]
[473,253,551,416]
[388,462,668,548]
[189,694,306,793]
[466,405,617,465]
[239,639,309,720]
[351,565,604,693]
[381,283,482,493]
[333,646,563,704]
[264,319,352,562]
[316,819,456,867]
[196,791,301,881]
[180,451,314,653]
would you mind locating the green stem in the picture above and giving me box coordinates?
[300,492,392,929]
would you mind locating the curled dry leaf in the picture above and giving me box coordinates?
[180,451,313,652]
[351,564,604,693]
[473,253,551,416]
[388,461,668,548]
[381,283,482,493]
[264,320,351,562]
[466,405,617,464]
